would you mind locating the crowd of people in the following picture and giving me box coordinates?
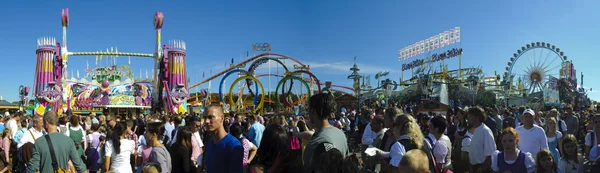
[357,103,600,173]
[1,94,599,173]
[0,93,363,173]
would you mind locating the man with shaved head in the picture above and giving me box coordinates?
[203,104,243,173]
[27,111,88,173]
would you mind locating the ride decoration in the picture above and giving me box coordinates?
[246,57,293,98]
[61,8,69,27]
[279,70,320,107]
[154,12,164,30]
[228,75,265,113]
[19,85,30,107]
[275,75,311,108]
[218,69,258,107]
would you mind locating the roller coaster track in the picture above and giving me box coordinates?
[188,53,305,89]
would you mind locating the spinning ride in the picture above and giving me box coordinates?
[32,9,190,115]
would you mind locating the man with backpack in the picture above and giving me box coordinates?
[27,111,88,173]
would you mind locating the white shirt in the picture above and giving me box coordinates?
[585,132,598,161]
[6,119,18,139]
[461,132,473,152]
[17,128,45,148]
[516,125,548,160]
[361,123,376,145]
[105,139,136,173]
[558,155,584,173]
[193,131,204,147]
[491,150,535,173]
[433,135,451,164]
[468,124,497,165]
[388,135,411,167]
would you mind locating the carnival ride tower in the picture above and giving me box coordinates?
[159,40,189,114]
[33,37,63,114]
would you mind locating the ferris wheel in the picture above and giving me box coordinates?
[505,42,567,94]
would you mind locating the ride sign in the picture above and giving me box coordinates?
[402,48,463,71]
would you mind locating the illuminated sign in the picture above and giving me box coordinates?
[85,65,131,83]
[402,48,462,71]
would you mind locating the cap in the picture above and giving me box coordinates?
[523,109,535,116]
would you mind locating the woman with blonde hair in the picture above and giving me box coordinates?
[544,117,562,162]
[377,113,432,171]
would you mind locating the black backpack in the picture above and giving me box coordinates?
[398,138,438,173]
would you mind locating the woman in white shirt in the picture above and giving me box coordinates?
[105,122,136,173]
[376,113,424,169]
[491,127,535,173]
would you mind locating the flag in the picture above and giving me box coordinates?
[354,56,357,61]
[424,38,430,51]
[444,31,450,46]
[420,41,425,54]
[438,33,444,48]
[454,27,461,42]
[210,68,212,74]
[429,36,435,50]
[203,71,205,78]
[434,35,440,49]
[231,58,234,65]
[399,49,404,60]
[412,44,417,56]
[449,29,455,44]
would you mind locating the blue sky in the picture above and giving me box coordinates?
[0,0,599,102]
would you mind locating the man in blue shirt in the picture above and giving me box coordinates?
[203,104,243,173]
[248,114,265,147]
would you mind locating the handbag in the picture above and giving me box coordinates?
[44,135,71,173]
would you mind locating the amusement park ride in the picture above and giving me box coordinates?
[185,51,355,114]
[32,9,190,116]
[30,9,356,116]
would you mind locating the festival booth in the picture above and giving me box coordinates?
[336,94,358,111]
[0,100,18,114]
[416,100,450,116]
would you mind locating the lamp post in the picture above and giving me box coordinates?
[348,57,362,112]
[467,75,480,106]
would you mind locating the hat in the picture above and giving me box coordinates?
[523,109,535,116]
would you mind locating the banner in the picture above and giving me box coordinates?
[398,27,462,60]
[544,77,560,106]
